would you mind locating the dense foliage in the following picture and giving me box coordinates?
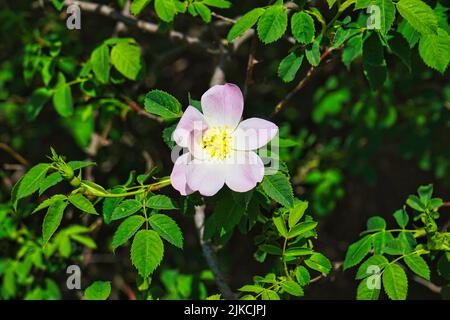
[0,0,449,300]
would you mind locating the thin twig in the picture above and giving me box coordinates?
[209,25,227,87]
[272,47,335,116]
[243,34,257,98]
[439,202,450,208]
[194,205,236,299]
[0,143,29,167]
[63,0,214,51]
[310,261,342,284]
[124,97,163,123]
[211,11,236,24]
[112,0,130,36]
[412,275,442,294]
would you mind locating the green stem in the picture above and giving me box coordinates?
[321,0,343,37]
[282,236,291,279]
[83,177,171,198]
[254,280,287,299]
[143,190,149,229]
[66,76,91,87]
[381,249,429,275]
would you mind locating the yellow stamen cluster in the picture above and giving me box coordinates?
[201,126,233,160]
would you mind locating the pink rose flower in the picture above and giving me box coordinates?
[170,83,278,196]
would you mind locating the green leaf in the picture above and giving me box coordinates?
[144,89,182,120]
[384,238,405,255]
[399,234,415,252]
[305,40,320,66]
[344,235,372,269]
[203,0,231,8]
[357,280,380,300]
[382,263,408,300]
[272,216,288,237]
[238,285,264,294]
[393,209,409,228]
[281,280,304,297]
[287,221,317,239]
[111,199,142,220]
[404,254,430,280]
[67,160,96,171]
[204,191,245,239]
[84,281,111,300]
[38,172,62,196]
[110,43,142,80]
[367,216,386,231]
[332,27,360,49]
[295,266,310,286]
[71,234,97,249]
[372,231,394,254]
[148,214,183,248]
[363,32,387,89]
[42,58,55,86]
[278,52,303,83]
[173,0,186,13]
[131,0,152,15]
[162,123,177,149]
[355,0,371,9]
[68,194,98,215]
[193,3,211,23]
[398,20,420,48]
[51,0,64,10]
[259,244,282,255]
[102,188,125,224]
[15,163,50,206]
[285,247,313,256]
[32,195,67,214]
[406,194,425,211]
[260,172,294,208]
[91,44,110,84]
[112,215,145,251]
[388,32,411,71]
[288,200,308,228]
[305,252,332,275]
[396,0,438,35]
[342,33,363,69]
[418,28,450,74]
[43,200,67,245]
[131,230,164,278]
[154,0,176,22]
[65,105,94,149]
[429,198,443,210]
[375,0,396,35]
[227,8,265,42]
[356,255,389,280]
[25,87,52,121]
[52,73,73,117]
[59,235,72,257]
[261,289,280,300]
[327,0,337,8]
[257,5,288,44]
[291,12,315,44]
[146,194,178,210]
[417,184,433,202]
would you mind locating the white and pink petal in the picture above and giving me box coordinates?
[224,151,264,193]
[186,159,226,196]
[201,83,244,129]
[172,106,208,148]
[170,153,194,196]
[232,118,278,150]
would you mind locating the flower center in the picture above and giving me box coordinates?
[201,126,233,160]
